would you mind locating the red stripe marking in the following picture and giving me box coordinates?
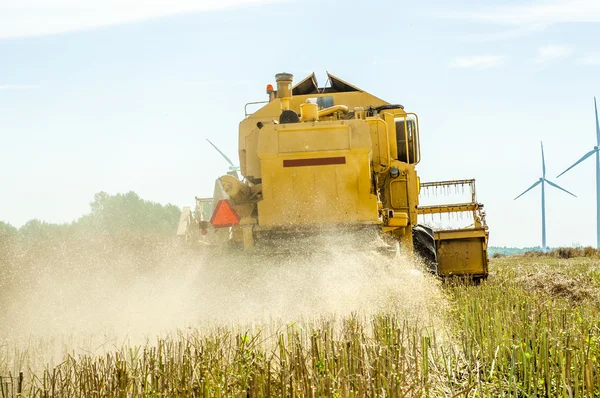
[283,157,346,167]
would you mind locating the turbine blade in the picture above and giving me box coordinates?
[556,149,596,177]
[541,141,546,178]
[206,139,236,168]
[514,180,541,200]
[545,179,577,197]
[595,96,599,146]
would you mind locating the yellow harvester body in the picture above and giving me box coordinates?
[179,72,489,279]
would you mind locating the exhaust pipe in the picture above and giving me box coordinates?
[275,73,293,111]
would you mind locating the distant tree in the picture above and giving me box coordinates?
[0,221,18,264]
[18,219,72,242]
[488,246,545,256]
[1,192,180,246]
[76,191,180,236]
[0,221,17,236]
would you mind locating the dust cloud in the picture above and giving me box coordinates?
[1,233,445,368]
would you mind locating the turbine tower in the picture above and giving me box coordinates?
[557,97,600,248]
[515,142,576,252]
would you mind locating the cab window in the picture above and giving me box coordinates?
[394,114,420,164]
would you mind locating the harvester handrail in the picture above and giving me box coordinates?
[244,101,269,117]
[369,117,391,173]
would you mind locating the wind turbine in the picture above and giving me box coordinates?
[557,97,600,248]
[515,142,577,252]
[206,139,240,177]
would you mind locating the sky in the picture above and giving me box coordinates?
[1,0,599,247]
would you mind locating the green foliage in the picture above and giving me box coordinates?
[491,246,600,259]
[18,219,72,242]
[446,257,600,396]
[76,191,180,237]
[2,192,181,242]
[0,221,17,235]
[0,222,18,276]
[488,246,546,256]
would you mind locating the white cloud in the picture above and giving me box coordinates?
[0,0,285,39]
[577,53,600,65]
[448,56,504,69]
[454,0,600,25]
[535,45,573,63]
[0,84,41,90]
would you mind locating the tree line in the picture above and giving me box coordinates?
[0,191,181,241]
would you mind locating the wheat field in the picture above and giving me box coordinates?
[1,242,599,397]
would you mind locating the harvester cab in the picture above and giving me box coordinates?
[178,72,489,279]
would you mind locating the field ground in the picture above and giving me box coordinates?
[1,251,599,397]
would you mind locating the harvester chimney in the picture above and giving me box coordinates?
[275,73,293,111]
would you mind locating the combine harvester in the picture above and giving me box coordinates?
[178,72,489,280]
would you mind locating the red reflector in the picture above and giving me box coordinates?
[209,200,241,228]
[201,229,208,236]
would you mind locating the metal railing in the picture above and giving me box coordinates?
[244,101,269,117]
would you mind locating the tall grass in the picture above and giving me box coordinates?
[1,256,599,397]
[515,246,600,259]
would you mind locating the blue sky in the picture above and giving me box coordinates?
[1,0,599,247]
